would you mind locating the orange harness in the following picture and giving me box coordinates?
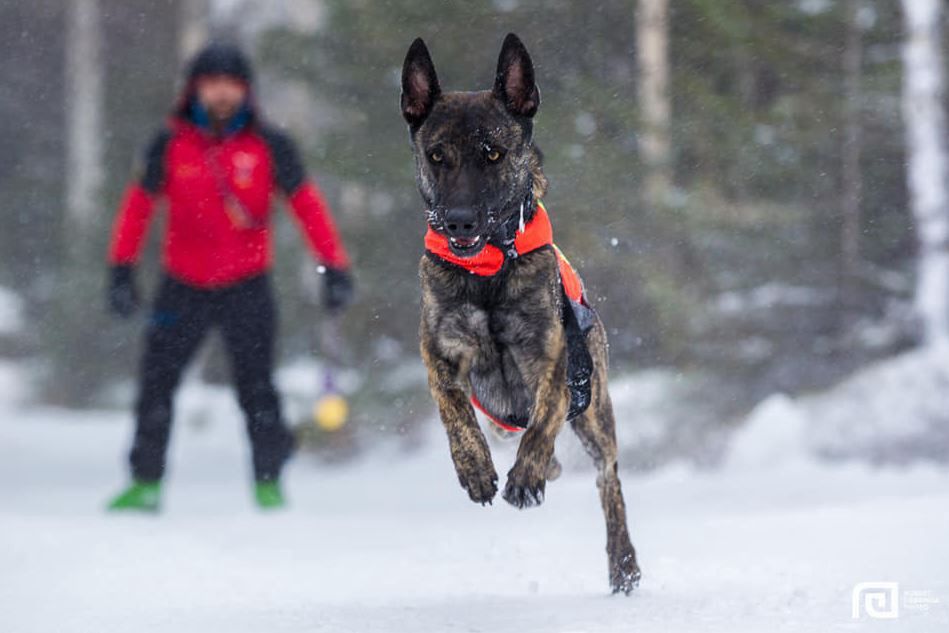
[424,201,585,303]
[425,201,592,432]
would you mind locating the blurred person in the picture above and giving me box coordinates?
[104,43,354,512]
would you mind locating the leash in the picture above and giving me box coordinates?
[204,142,264,230]
[311,312,350,431]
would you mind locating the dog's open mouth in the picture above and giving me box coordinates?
[448,235,484,257]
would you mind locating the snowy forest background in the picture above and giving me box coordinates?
[1,0,947,469]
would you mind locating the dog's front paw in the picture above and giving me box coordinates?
[610,549,641,595]
[502,462,546,509]
[455,459,498,505]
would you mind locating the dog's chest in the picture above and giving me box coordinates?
[433,302,506,360]
[423,252,560,355]
[440,301,534,424]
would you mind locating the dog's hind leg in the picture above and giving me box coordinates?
[572,394,641,593]
[570,329,641,594]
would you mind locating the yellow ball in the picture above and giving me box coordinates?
[313,394,349,431]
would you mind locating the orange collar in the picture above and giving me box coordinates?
[424,200,585,303]
[424,201,553,276]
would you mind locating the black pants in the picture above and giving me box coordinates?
[129,274,294,482]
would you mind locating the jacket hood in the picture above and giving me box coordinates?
[172,42,259,129]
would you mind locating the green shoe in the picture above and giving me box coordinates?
[107,480,161,513]
[254,481,286,510]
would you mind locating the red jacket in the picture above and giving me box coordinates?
[109,117,349,288]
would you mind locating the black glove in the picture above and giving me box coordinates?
[108,265,139,319]
[322,267,354,313]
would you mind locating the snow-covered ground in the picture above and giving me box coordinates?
[1,362,947,633]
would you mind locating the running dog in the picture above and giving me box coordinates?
[401,33,641,594]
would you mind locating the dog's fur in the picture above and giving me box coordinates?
[401,34,641,594]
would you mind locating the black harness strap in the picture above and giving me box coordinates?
[562,286,595,421]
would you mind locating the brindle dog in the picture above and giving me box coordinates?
[401,33,641,594]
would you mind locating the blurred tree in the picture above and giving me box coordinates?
[65,0,104,236]
[0,0,65,294]
[40,0,181,405]
[636,0,672,215]
[900,0,949,346]
[178,0,210,64]
[840,0,865,312]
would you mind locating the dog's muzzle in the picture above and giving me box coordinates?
[441,207,487,257]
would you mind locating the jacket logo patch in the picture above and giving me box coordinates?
[175,163,202,179]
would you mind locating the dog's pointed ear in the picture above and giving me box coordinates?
[401,38,441,128]
[493,33,540,118]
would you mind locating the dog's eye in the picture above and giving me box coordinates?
[428,150,444,164]
[485,148,502,163]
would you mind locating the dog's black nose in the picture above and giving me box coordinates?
[443,207,480,238]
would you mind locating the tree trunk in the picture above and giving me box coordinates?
[636,0,671,214]
[65,0,104,236]
[840,0,864,311]
[178,0,210,66]
[901,0,949,346]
